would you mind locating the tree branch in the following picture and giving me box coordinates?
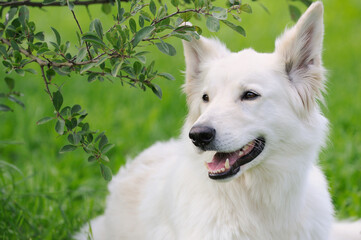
[0,37,99,67]
[0,0,128,8]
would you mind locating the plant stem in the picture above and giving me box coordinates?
[0,0,128,8]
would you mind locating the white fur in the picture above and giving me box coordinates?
[75,2,361,239]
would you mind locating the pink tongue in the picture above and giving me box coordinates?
[207,151,239,171]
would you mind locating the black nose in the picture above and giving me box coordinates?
[189,126,216,148]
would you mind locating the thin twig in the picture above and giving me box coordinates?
[40,65,66,121]
[40,65,53,101]
[68,3,93,60]
[0,0,128,8]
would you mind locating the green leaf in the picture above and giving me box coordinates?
[53,66,70,76]
[93,19,103,40]
[171,32,192,42]
[10,40,19,51]
[5,77,14,90]
[99,135,108,150]
[149,0,156,16]
[15,69,25,76]
[206,16,220,32]
[116,0,123,21]
[76,47,87,63]
[139,15,144,28]
[5,8,17,26]
[101,143,115,154]
[221,20,246,37]
[2,60,12,68]
[71,104,82,115]
[132,26,155,47]
[67,0,74,10]
[46,69,56,81]
[94,131,105,143]
[298,0,313,7]
[60,106,71,118]
[156,6,166,19]
[180,12,194,22]
[95,55,109,67]
[52,91,63,111]
[8,96,25,108]
[171,0,179,8]
[133,61,142,75]
[136,55,146,64]
[18,6,29,28]
[34,32,45,41]
[59,144,77,153]
[80,63,96,74]
[240,4,252,14]
[25,68,37,74]
[111,61,123,77]
[78,113,88,124]
[101,4,112,15]
[0,45,8,58]
[55,119,65,135]
[155,41,176,56]
[101,155,110,162]
[88,156,96,162]
[289,5,301,22]
[37,47,51,55]
[211,7,227,20]
[88,73,98,82]
[68,133,80,145]
[36,116,54,125]
[100,163,112,181]
[82,33,107,48]
[51,27,61,45]
[157,72,175,81]
[82,123,90,131]
[150,83,162,99]
[43,0,57,5]
[87,133,93,143]
[129,18,137,34]
[0,104,13,112]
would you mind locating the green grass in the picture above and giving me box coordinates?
[1,0,361,238]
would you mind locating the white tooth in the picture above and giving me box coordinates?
[243,145,249,151]
[204,162,210,170]
[239,150,244,156]
[225,159,230,169]
[221,168,225,172]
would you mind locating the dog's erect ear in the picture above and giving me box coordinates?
[182,37,230,97]
[275,1,325,113]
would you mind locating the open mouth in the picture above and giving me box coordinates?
[205,137,265,180]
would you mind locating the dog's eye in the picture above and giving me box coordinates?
[241,91,260,101]
[202,94,209,102]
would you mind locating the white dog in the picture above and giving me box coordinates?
[76,2,360,239]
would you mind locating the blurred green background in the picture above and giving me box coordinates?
[1,0,361,238]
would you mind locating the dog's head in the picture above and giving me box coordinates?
[182,2,328,181]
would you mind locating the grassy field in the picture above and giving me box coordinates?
[1,0,361,239]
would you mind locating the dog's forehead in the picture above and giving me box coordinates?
[205,49,279,86]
